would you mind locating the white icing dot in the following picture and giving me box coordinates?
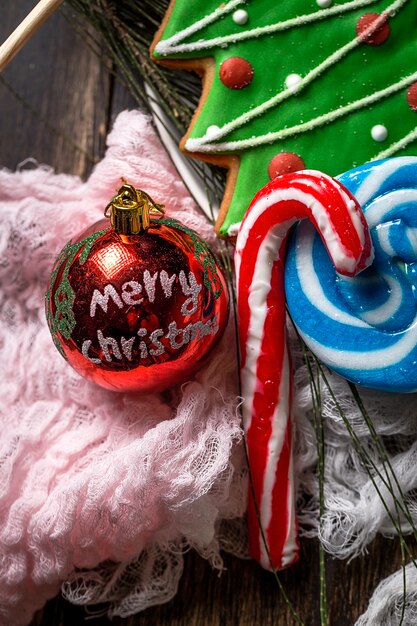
[285,73,302,92]
[206,125,221,139]
[232,9,249,25]
[371,124,388,142]
[227,222,241,237]
[316,0,332,7]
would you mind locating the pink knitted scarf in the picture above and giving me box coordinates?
[0,111,246,625]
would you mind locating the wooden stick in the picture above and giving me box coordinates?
[0,0,64,73]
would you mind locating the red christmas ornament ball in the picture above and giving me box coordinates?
[45,187,229,393]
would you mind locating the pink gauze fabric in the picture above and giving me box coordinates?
[0,110,247,626]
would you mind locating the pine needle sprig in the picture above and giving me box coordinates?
[66,0,227,226]
[348,382,417,542]
[301,341,328,626]
[309,352,417,570]
[66,0,199,131]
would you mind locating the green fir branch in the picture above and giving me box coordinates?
[302,343,328,626]
[348,383,417,542]
[66,0,198,129]
[66,0,227,212]
[311,354,417,570]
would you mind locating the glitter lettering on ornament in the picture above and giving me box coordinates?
[82,314,220,364]
[81,269,220,365]
[89,269,202,318]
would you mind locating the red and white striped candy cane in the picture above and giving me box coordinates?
[235,170,373,570]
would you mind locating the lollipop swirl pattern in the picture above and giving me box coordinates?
[285,157,417,393]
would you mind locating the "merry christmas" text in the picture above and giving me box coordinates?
[82,314,219,364]
[89,270,202,318]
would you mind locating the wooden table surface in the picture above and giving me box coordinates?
[0,2,405,625]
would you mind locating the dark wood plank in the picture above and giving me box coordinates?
[30,537,404,626]
[109,71,138,126]
[0,0,110,178]
[0,3,406,626]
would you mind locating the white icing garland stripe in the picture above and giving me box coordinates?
[155,0,381,55]
[181,0,408,150]
[373,126,417,161]
[154,0,245,55]
[186,68,417,154]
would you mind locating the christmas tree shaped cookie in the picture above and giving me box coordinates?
[151,0,417,237]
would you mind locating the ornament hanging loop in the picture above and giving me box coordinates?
[105,183,165,235]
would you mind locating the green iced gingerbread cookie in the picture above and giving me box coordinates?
[152,0,417,237]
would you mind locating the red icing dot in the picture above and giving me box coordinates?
[268,153,305,180]
[356,13,390,46]
[407,82,417,111]
[219,57,254,89]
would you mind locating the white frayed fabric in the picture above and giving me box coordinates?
[355,563,417,626]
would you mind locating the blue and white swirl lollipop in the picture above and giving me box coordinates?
[285,157,417,393]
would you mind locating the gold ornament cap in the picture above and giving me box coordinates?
[104,183,165,235]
